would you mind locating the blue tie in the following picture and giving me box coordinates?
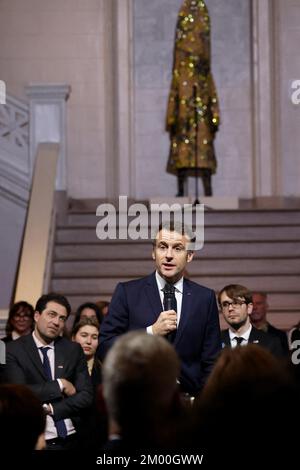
[40,347,67,438]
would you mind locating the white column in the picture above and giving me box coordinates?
[251,0,279,196]
[114,0,135,197]
[25,84,71,190]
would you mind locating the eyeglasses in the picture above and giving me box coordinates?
[221,300,247,310]
[14,313,32,319]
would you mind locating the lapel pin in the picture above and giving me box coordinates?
[57,365,64,368]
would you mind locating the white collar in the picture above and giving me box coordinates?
[229,324,252,341]
[32,331,55,349]
[155,271,184,294]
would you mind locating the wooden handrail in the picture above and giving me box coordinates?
[14,143,59,306]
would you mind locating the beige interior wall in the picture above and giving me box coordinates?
[0,0,108,199]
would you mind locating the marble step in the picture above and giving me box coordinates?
[51,274,300,296]
[56,225,300,244]
[52,258,300,277]
[64,209,300,227]
[54,240,300,260]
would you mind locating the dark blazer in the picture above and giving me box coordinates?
[221,326,284,358]
[266,323,289,355]
[1,335,13,344]
[5,334,93,430]
[98,272,221,396]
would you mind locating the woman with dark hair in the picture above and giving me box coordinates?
[72,302,103,331]
[2,301,34,343]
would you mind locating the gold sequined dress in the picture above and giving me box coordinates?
[166,0,220,175]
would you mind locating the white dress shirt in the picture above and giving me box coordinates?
[229,324,252,348]
[32,332,75,440]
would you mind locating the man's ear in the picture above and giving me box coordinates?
[187,251,194,263]
[152,249,156,261]
[34,311,40,323]
[247,303,253,315]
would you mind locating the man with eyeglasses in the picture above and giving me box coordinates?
[4,293,93,449]
[218,284,283,357]
[98,221,221,398]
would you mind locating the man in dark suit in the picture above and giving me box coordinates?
[5,293,93,450]
[218,284,284,357]
[98,222,221,397]
[251,291,289,354]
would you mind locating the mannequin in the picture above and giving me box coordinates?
[166,0,220,197]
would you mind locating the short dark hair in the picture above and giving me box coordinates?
[35,293,71,317]
[218,284,253,306]
[153,221,196,247]
[6,301,34,335]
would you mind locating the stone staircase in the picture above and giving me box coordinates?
[51,202,300,330]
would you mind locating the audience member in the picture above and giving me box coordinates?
[218,284,284,357]
[288,320,300,385]
[5,293,93,450]
[288,320,300,348]
[251,291,289,354]
[72,316,106,449]
[96,300,109,317]
[192,345,298,464]
[2,301,34,343]
[72,302,103,331]
[102,331,185,452]
[72,317,102,388]
[0,383,46,451]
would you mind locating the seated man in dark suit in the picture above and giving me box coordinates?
[98,221,221,397]
[251,291,289,354]
[5,293,93,450]
[219,284,284,357]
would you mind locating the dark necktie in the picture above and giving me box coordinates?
[40,347,67,439]
[163,283,177,343]
[234,336,244,347]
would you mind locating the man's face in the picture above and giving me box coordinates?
[220,291,253,331]
[34,301,68,343]
[251,293,268,322]
[152,229,194,283]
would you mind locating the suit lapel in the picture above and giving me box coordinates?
[249,327,261,346]
[174,279,191,345]
[23,335,46,379]
[222,330,231,347]
[145,273,164,323]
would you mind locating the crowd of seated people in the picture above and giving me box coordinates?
[0,287,298,460]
